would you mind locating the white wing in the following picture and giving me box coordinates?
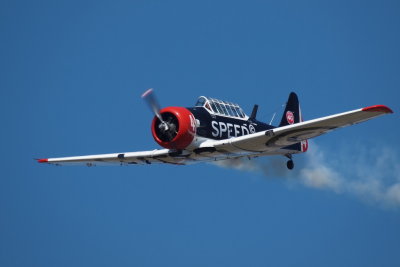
[37,149,193,166]
[37,148,240,166]
[208,105,393,154]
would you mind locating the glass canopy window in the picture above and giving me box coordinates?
[195,96,246,119]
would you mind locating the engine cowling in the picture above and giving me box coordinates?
[151,107,196,149]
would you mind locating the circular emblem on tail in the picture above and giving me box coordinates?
[286,111,295,124]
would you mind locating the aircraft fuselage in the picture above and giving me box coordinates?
[188,107,274,140]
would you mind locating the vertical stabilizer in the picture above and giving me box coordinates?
[279,92,300,127]
[279,92,308,152]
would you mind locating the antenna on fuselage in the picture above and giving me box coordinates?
[269,103,286,125]
[249,104,258,121]
[269,112,276,125]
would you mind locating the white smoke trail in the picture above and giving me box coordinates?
[213,142,400,209]
[300,143,400,208]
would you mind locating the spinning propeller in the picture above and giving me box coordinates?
[142,89,178,142]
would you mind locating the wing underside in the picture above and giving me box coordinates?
[37,148,262,166]
[38,149,193,166]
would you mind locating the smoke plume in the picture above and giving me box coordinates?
[213,142,400,209]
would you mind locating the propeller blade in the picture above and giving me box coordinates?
[141,88,163,122]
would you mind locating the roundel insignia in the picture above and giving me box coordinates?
[286,111,295,125]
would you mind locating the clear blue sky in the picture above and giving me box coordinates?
[1,0,399,266]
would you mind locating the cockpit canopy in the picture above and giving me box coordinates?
[195,96,247,119]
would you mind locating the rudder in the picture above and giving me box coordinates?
[279,92,308,152]
[279,92,300,127]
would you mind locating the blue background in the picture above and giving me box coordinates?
[1,0,399,266]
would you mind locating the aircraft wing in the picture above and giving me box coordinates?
[37,149,194,166]
[211,105,393,153]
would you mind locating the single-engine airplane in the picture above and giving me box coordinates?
[37,89,393,169]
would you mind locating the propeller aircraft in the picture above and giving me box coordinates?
[37,89,393,169]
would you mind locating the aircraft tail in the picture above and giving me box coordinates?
[279,92,308,152]
[279,92,301,127]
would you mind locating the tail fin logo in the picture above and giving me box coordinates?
[286,111,295,125]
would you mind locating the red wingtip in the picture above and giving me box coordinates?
[362,105,393,114]
[37,158,48,163]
